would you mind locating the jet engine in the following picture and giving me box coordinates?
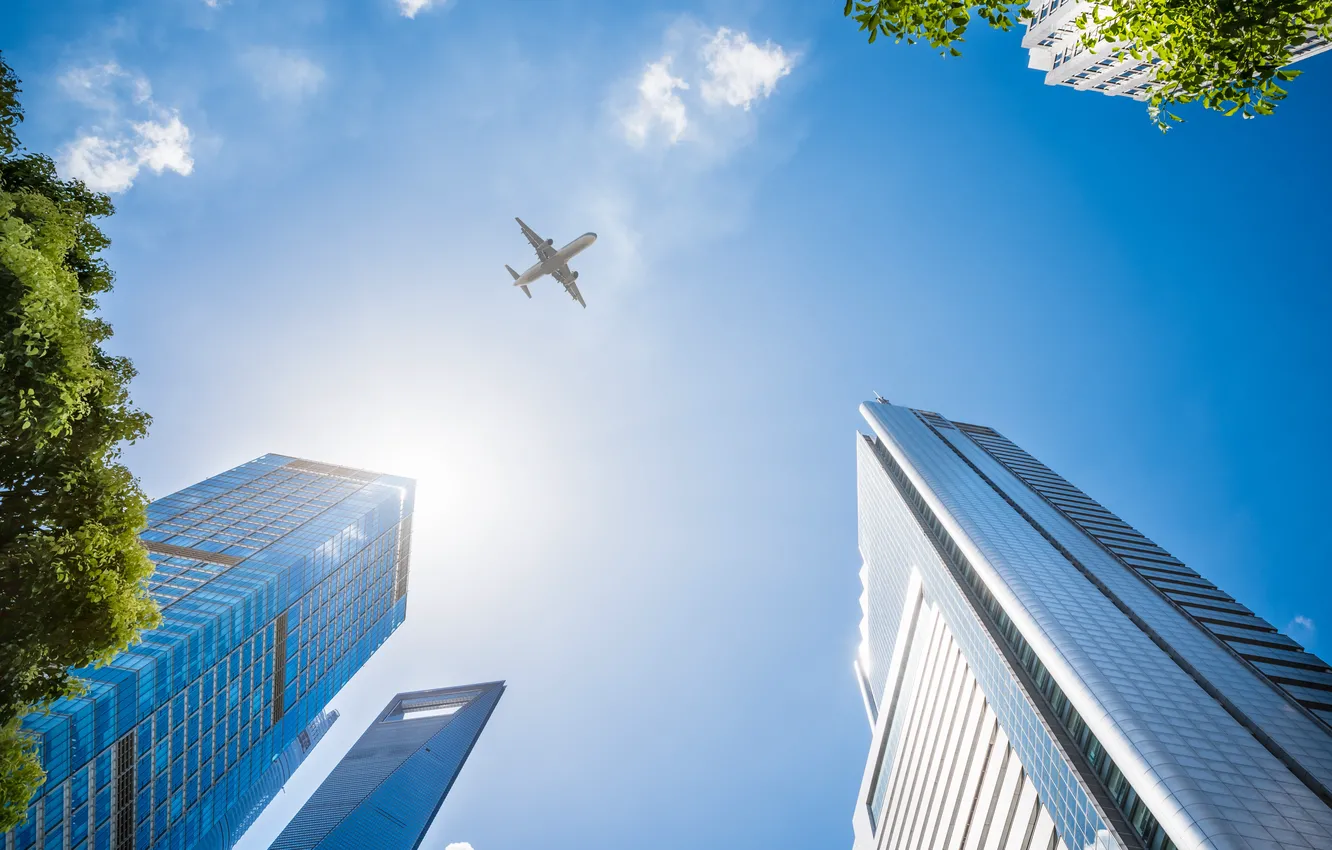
[571,271,579,279]
[546,238,553,245]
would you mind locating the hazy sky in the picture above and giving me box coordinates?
[6,2,1332,849]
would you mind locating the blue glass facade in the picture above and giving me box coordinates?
[4,455,414,850]
[268,682,504,850]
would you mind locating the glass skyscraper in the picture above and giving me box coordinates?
[5,454,414,850]
[852,400,1332,850]
[268,681,504,850]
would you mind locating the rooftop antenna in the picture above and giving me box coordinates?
[873,391,888,403]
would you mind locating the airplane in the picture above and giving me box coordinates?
[505,217,597,308]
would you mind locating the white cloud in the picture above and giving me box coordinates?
[242,47,326,101]
[700,28,794,110]
[59,62,131,110]
[1288,615,1316,647]
[621,57,689,147]
[59,62,155,109]
[444,844,474,850]
[616,24,794,151]
[132,114,194,177]
[62,112,193,193]
[398,0,441,18]
[56,62,194,193]
[60,135,139,193]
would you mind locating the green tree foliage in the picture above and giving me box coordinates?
[0,52,158,832]
[843,0,1332,128]
[0,718,45,831]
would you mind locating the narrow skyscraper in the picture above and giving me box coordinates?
[853,401,1332,850]
[4,454,414,850]
[268,681,504,850]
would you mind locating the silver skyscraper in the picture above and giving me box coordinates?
[852,400,1332,850]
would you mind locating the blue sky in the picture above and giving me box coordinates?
[6,1,1332,848]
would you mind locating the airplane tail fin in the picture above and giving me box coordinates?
[505,265,531,298]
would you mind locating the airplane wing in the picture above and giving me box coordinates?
[551,264,586,308]
[516,217,557,262]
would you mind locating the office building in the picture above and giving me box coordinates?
[852,400,1332,850]
[268,681,504,850]
[1019,2,1330,100]
[5,455,415,850]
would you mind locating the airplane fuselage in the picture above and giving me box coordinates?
[514,233,597,286]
